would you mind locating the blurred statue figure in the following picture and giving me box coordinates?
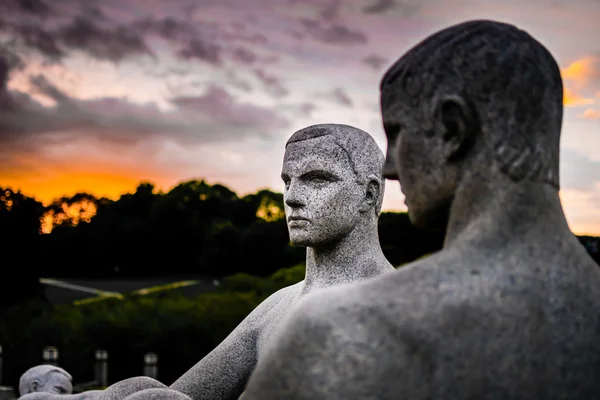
[19,365,73,396]
[17,365,102,399]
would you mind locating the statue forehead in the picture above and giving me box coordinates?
[48,370,71,382]
[283,136,350,166]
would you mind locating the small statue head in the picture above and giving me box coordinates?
[282,123,385,247]
[19,364,73,396]
[380,19,563,230]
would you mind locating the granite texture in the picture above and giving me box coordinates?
[18,365,73,396]
[96,378,166,400]
[19,390,104,400]
[97,123,395,400]
[122,389,192,400]
[243,20,600,399]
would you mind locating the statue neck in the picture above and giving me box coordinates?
[302,218,393,294]
[444,172,571,251]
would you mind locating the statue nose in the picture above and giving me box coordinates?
[285,181,304,208]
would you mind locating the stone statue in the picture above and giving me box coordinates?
[17,365,103,400]
[18,365,73,396]
[242,19,600,399]
[94,123,395,400]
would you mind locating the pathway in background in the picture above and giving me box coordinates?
[40,277,219,306]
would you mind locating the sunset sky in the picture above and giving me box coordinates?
[1,0,599,235]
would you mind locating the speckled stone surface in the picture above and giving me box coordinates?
[19,390,104,400]
[97,378,166,400]
[243,20,600,399]
[98,124,395,400]
[18,365,73,396]
[122,389,192,400]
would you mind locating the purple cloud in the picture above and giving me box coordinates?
[300,18,368,45]
[232,47,258,64]
[330,88,353,107]
[298,102,317,117]
[253,69,289,98]
[0,54,289,151]
[178,38,221,64]
[170,84,287,130]
[16,0,52,18]
[362,0,419,16]
[363,54,388,70]
[58,16,153,63]
[363,0,396,14]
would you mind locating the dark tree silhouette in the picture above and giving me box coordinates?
[0,188,47,308]
[1,180,598,282]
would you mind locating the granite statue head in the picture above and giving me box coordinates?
[19,365,73,396]
[380,19,563,230]
[282,123,385,247]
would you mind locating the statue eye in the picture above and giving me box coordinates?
[310,177,327,183]
[304,171,335,184]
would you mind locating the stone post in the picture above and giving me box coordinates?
[143,352,158,379]
[0,345,16,400]
[95,349,108,387]
[43,346,59,366]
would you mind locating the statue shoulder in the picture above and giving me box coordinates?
[259,281,303,310]
[245,281,303,326]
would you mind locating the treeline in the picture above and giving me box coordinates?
[0,180,449,308]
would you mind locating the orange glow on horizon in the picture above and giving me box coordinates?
[561,56,599,107]
[1,173,599,236]
[561,56,598,85]
[563,86,595,107]
[581,108,600,119]
[0,169,173,206]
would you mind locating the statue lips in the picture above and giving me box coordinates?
[287,216,310,228]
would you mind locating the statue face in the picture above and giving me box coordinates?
[381,92,453,230]
[34,371,73,394]
[281,135,364,247]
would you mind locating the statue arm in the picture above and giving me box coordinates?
[168,317,258,400]
[168,287,298,400]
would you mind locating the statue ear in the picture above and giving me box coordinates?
[31,379,40,392]
[360,175,381,213]
[433,94,475,162]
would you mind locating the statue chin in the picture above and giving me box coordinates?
[288,233,316,247]
[289,238,310,247]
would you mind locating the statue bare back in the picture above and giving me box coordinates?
[243,20,600,400]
